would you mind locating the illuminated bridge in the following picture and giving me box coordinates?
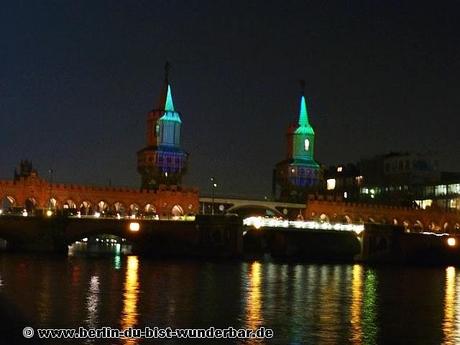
[199,196,305,218]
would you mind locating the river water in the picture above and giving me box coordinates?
[0,253,458,344]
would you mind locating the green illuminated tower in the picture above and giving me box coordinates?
[137,63,188,189]
[274,82,320,201]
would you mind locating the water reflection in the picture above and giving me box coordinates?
[362,269,378,345]
[350,265,363,345]
[246,261,263,332]
[443,266,459,345]
[317,265,340,345]
[37,266,51,325]
[114,255,122,270]
[86,275,100,328]
[2,255,459,344]
[121,256,140,345]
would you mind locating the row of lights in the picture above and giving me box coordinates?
[243,216,365,234]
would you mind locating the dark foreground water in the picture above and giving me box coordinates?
[0,253,458,345]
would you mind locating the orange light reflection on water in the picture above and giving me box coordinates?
[246,261,263,333]
[443,266,458,345]
[121,256,140,345]
[350,264,363,345]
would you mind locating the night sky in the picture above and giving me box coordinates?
[1,1,460,198]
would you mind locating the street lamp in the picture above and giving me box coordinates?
[48,169,54,213]
[210,177,218,215]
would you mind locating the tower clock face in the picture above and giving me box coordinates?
[304,139,310,151]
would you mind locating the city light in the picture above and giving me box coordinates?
[46,209,53,217]
[129,222,140,232]
[447,237,456,247]
[94,212,101,218]
[243,216,365,234]
[326,178,336,190]
[22,209,28,217]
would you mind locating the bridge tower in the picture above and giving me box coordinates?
[274,82,320,202]
[137,63,188,190]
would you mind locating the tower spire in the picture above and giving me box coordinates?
[155,61,175,111]
[298,79,309,128]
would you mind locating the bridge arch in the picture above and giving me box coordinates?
[113,202,126,216]
[144,203,157,216]
[80,201,93,215]
[47,197,58,209]
[414,220,424,231]
[1,195,16,210]
[227,204,284,218]
[172,205,184,217]
[96,200,109,214]
[25,197,38,212]
[129,203,140,216]
[63,199,77,209]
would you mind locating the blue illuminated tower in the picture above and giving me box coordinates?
[137,63,188,189]
[274,82,320,201]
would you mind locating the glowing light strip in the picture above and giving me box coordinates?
[243,216,364,234]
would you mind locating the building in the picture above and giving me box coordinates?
[322,151,460,211]
[323,163,362,201]
[274,83,320,202]
[137,63,188,190]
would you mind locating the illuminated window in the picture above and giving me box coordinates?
[343,192,348,199]
[337,166,343,172]
[304,139,310,151]
[435,185,447,196]
[326,179,336,190]
[449,184,460,194]
[415,199,433,209]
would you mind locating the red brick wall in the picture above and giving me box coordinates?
[305,200,460,231]
[0,175,199,216]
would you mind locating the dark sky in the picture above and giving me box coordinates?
[1,0,460,198]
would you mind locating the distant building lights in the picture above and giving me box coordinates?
[343,192,348,199]
[0,209,3,215]
[129,222,140,232]
[22,209,28,217]
[94,212,101,218]
[337,166,343,172]
[45,209,53,217]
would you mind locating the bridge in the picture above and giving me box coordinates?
[199,196,305,218]
[0,214,242,256]
[0,172,199,219]
[305,199,460,232]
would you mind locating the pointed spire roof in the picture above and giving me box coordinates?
[295,80,314,135]
[155,61,175,112]
[164,84,175,112]
[156,62,181,123]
